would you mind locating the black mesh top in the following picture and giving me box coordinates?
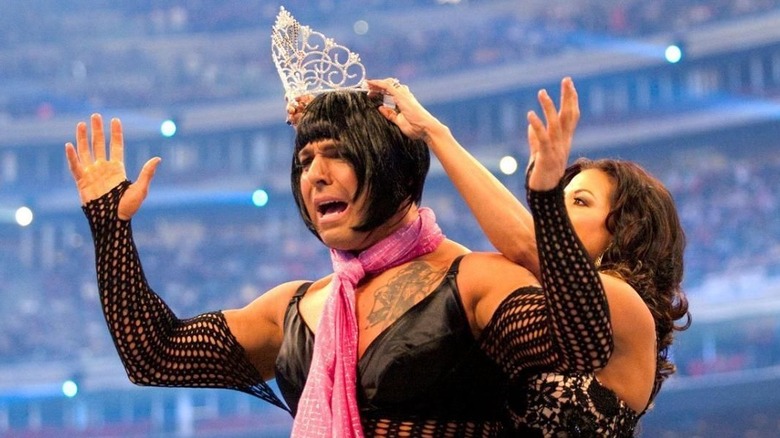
[503,185,641,437]
[84,180,623,436]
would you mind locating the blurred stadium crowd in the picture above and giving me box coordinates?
[3,0,780,116]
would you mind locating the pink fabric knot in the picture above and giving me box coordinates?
[291,207,444,438]
[332,257,365,286]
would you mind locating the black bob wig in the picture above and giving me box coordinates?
[291,91,430,238]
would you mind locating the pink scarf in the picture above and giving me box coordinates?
[291,207,444,438]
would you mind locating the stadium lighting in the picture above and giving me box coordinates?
[62,380,78,398]
[252,189,269,207]
[665,44,683,63]
[353,20,369,35]
[160,119,177,138]
[499,156,519,175]
[15,206,33,226]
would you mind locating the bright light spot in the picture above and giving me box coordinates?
[499,156,518,175]
[62,380,78,398]
[353,20,369,35]
[15,206,33,226]
[252,189,269,207]
[665,45,682,63]
[160,119,177,138]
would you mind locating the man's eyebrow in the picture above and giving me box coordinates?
[297,140,339,158]
[319,140,339,150]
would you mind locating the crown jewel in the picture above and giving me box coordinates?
[272,7,367,102]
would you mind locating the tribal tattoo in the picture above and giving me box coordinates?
[365,262,447,330]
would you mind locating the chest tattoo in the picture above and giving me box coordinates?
[364,262,446,329]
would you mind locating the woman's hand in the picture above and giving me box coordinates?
[526,77,580,191]
[366,78,445,142]
[286,94,314,127]
[65,113,161,220]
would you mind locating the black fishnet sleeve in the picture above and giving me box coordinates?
[480,180,613,376]
[83,181,288,412]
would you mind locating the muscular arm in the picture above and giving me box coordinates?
[85,181,289,411]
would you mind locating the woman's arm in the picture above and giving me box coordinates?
[521,80,612,371]
[473,81,611,375]
[468,181,613,376]
[420,122,539,275]
[367,78,579,278]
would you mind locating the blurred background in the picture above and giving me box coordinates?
[1,0,780,436]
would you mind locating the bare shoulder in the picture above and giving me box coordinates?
[599,274,655,341]
[457,251,540,332]
[223,280,310,345]
[419,238,470,263]
[229,280,308,320]
[460,251,539,288]
[222,280,311,379]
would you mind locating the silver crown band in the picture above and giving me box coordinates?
[272,7,367,103]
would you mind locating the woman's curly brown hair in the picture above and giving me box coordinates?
[563,158,691,398]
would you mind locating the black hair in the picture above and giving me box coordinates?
[290,91,430,238]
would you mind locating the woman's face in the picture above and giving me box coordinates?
[564,168,615,260]
[297,139,387,251]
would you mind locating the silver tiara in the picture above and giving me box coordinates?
[271,7,367,103]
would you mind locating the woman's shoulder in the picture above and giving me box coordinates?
[598,273,655,352]
[598,274,654,328]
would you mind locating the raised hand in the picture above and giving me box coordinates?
[286,94,314,127]
[526,77,580,191]
[366,78,443,141]
[65,114,161,220]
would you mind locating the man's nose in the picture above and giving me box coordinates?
[305,155,330,186]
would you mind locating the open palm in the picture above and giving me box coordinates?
[526,77,580,191]
[65,114,160,220]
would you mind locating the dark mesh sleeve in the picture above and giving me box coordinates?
[480,181,613,376]
[84,181,288,412]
